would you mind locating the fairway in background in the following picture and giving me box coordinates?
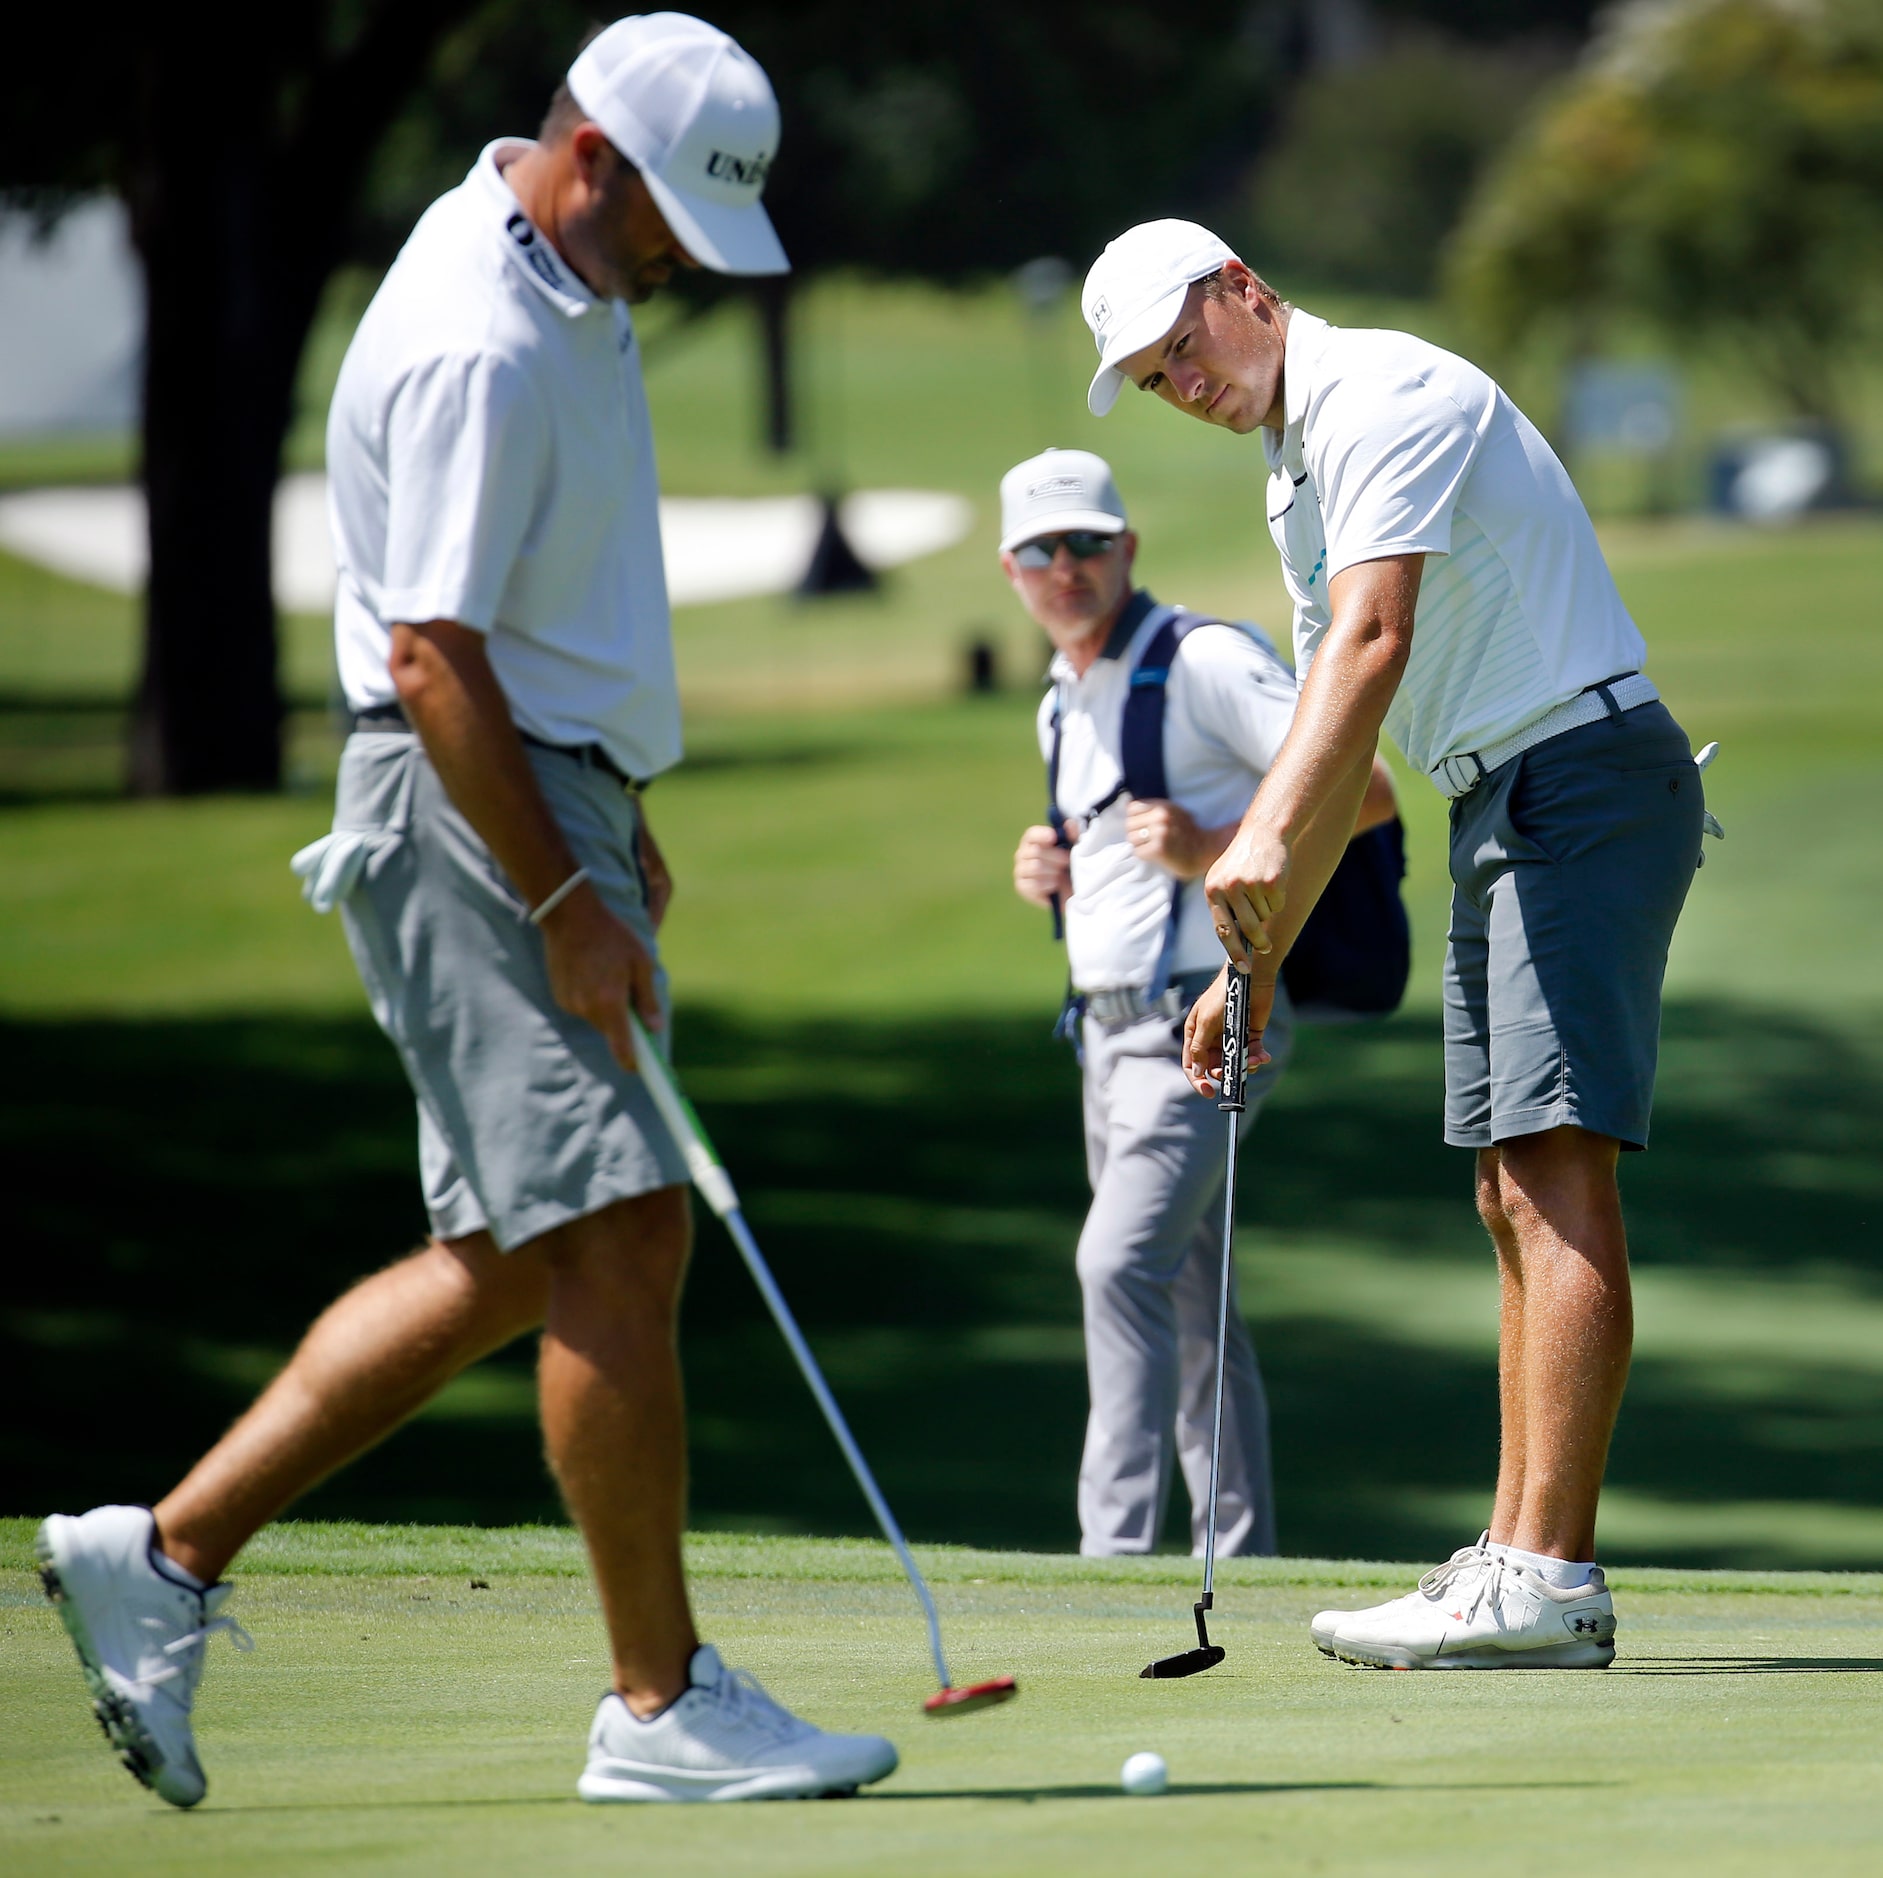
[1,278,1879,1571]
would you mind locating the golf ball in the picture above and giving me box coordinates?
[1121,1751,1168,1796]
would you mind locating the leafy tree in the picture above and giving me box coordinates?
[1445,0,1883,426]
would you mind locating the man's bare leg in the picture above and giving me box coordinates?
[1477,1125,1631,1562]
[1479,1152,1528,1544]
[538,1185,698,1717]
[154,1234,551,1584]
[154,1188,698,1713]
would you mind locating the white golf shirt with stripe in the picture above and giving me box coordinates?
[1262,310,1645,781]
[1038,590,1299,994]
[328,139,680,782]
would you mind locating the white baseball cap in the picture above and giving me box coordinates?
[998,448,1127,553]
[569,13,788,277]
[1082,219,1236,416]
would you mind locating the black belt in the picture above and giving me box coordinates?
[348,704,649,792]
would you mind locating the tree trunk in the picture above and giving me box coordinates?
[127,146,303,795]
[122,1,483,796]
[756,272,793,455]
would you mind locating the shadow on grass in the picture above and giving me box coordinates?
[1615,1658,1883,1675]
[206,1779,1614,1813]
[4,1000,1880,1564]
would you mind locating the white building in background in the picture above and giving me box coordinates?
[0,198,142,438]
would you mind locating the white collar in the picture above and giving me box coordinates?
[472,139,599,321]
[1263,307,1333,470]
[1046,591,1165,686]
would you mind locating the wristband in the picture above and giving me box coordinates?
[527,867,590,926]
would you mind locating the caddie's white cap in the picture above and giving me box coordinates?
[569,13,788,277]
[1082,219,1236,416]
[998,448,1127,553]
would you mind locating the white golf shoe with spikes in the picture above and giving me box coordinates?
[37,1505,253,1806]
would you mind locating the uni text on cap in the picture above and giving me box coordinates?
[569,12,788,277]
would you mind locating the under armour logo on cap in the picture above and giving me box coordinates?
[1081,219,1238,415]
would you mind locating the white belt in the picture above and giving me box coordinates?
[1430,673,1660,800]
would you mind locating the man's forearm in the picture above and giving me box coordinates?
[1248,608,1408,845]
[390,621,582,911]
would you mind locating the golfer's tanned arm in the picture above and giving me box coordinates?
[391,620,660,1069]
[1182,553,1419,1092]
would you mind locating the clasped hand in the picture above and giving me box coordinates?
[538,885,662,1071]
[1204,818,1291,964]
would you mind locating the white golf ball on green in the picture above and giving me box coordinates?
[1121,1751,1168,1795]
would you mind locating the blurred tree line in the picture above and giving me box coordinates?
[1,0,1590,793]
[1448,0,1883,429]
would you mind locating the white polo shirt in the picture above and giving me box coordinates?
[328,140,680,780]
[1037,591,1298,993]
[1263,310,1646,780]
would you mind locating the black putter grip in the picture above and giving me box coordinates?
[1219,967,1251,1114]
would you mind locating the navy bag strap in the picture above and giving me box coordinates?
[1117,607,1204,999]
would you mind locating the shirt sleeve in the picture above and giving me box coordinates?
[1173,625,1300,778]
[1312,373,1483,582]
[380,350,549,631]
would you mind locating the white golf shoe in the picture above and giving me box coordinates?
[578,1644,899,1802]
[1310,1533,1494,1656]
[1322,1548,1617,1670]
[36,1505,253,1807]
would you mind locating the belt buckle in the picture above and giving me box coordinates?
[1437,751,1486,798]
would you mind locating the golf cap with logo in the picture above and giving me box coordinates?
[1082,220,1237,416]
[998,448,1127,553]
[569,13,788,277]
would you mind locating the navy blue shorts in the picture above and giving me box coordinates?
[1442,700,1703,1152]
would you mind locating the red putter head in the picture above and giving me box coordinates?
[923,1675,1018,1716]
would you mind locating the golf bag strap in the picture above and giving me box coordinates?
[1041,605,1213,1022]
[1120,608,1213,1000]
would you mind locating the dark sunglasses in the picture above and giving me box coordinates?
[1013,530,1119,569]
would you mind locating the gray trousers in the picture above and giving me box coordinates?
[1075,994,1291,1557]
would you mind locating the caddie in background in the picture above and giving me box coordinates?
[1082,219,1718,1667]
[1003,447,1400,1559]
[37,14,898,1807]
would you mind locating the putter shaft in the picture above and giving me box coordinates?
[628,1017,956,1693]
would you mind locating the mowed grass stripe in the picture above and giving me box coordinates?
[8,1524,1883,1877]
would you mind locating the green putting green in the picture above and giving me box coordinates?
[7,1520,1883,1876]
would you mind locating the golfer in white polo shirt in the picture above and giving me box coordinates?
[1004,448,1397,1558]
[38,15,896,1806]
[1081,221,1711,1668]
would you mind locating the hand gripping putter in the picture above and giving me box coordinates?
[1141,964,1252,1680]
[629,1016,1018,1718]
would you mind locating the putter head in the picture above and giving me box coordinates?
[1140,1645,1226,1679]
[924,1675,1018,1716]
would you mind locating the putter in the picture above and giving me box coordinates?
[1141,963,1251,1680]
[628,1015,1018,1720]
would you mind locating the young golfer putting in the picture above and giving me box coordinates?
[38,15,897,1804]
[1003,448,1396,1561]
[1080,219,1710,1667]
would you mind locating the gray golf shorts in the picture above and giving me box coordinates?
[334,729,687,1252]
[1443,699,1703,1153]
